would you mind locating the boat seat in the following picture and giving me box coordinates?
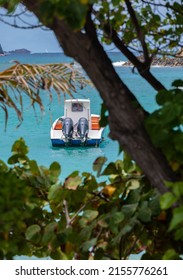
[54,119,63,130]
[91,116,100,130]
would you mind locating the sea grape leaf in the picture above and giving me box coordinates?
[122,203,139,218]
[148,197,161,216]
[138,201,152,222]
[79,210,99,228]
[111,211,124,225]
[123,152,135,172]
[8,154,28,165]
[102,162,119,175]
[126,179,140,190]
[160,192,177,210]
[42,222,58,245]
[93,156,107,177]
[49,162,61,178]
[163,249,180,260]
[169,206,183,231]
[172,182,183,197]
[172,79,183,87]
[29,160,40,175]
[174,228,183,241]
[174,134,183,153]
[0,160,8,172]
[25,224,41,243]
[82,238,97,252]
[125,189,141,204]
[50,248,68,260]
[48,184,62,202]
[64,172,82,190]
[83,210,99,222]
[156,90,171,105]
[83,174,98,191]
[11,138,29,155]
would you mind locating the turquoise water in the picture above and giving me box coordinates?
[0,52,182,182]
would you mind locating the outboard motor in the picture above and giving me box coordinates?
[62,117,73,143]
[77,117,89,143]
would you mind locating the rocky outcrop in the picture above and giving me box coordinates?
[123,56,183,67]
[176,48,183,57]
[8,48,31,54]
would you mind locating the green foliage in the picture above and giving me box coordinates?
[94,0,182,55]
[145,81,183,253]
[146,81,183,172]
[0,0,20,13]
[25,225,42,244]
[0,0,89,29]
[160,181,183,242]
[39,0,90,29]
[2,140,182,260]
[0,138,61,259]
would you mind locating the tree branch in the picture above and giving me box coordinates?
[124,0,150,63]
[104,25,166,91]
[0,16,44,29]
[63,200,71,228]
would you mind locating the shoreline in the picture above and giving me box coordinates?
[121,56,183,67]
[113,62,183,68]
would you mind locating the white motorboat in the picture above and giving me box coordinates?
[50,99,105,147]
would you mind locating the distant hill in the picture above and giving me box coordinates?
[7,48,31,54]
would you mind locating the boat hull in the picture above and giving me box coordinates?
[51,138,103,147]
[51,125,105,147]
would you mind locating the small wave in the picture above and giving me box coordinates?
[112,61,126,67]
[72,62,82,69]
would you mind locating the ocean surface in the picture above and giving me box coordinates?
[0,52,182,182]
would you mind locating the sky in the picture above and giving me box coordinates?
[0,6,62,53]
[0,5,114,54]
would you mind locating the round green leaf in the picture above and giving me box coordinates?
[25,225,41,243]
[160,192,176,210]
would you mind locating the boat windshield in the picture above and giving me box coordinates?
[72,102,83,112]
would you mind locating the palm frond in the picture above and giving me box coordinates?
[0,61,91,129]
